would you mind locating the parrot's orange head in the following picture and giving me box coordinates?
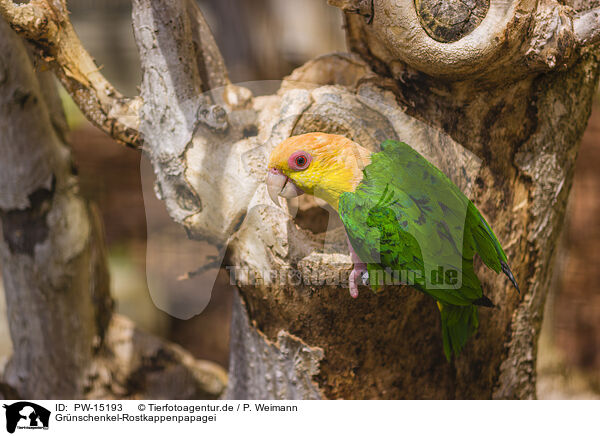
[267,132,371,209]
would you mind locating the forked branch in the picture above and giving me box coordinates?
[0,0,141,148]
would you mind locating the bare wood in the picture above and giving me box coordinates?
[86,315,227,400]
[225,292,323,400]
[0,0,141,148]
[0,16,113,397]
[0,18,227,399]
[337,0,597,81]
[131,0,256,243]
[574,8,600,45]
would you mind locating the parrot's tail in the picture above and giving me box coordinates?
[437,302,479,361]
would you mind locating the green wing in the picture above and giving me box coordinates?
[338,140,511,306]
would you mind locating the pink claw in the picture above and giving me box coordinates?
[347,237,367,298]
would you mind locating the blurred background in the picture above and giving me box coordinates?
[0,0,597,398]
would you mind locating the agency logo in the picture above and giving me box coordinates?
[2,402,50,433]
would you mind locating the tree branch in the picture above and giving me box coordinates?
[185,0,231,91]
[87,314,227,399]
[0,15,114,397]
[336,0,600,82]
[0,0,141,148]
[131,0,257,245]
[0,17,228,399]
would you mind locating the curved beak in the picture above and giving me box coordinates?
[266,168,304,207]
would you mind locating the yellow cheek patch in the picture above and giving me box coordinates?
[289,168,321,192]
[287,162,357,209]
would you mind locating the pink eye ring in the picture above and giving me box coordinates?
[288,151,312,170]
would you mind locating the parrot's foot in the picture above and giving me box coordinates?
[346,234,368,298]
[349,264,368,298]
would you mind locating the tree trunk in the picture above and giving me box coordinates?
[227,3,600,398]
[0,17,226,400]
[3,0,599,399]
[0,17,112,398]
[226,50,599,399]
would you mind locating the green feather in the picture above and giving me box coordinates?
[338,140,514,358]
[438,303,479,362]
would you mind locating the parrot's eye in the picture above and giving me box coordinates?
[288,151,312,171]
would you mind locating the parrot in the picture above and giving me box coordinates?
[266,132,520,360]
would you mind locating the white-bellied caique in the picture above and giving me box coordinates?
[266,133,519,360]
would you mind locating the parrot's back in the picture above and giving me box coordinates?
[338,140,518,359]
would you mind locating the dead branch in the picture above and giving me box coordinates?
[335,0,600,81]
[86,314,227,400]
[131,0,257,245]
[0,16,227,399]
[0,0,141,148]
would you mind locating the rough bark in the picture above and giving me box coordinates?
[340,0,600,398]
[225,292,323,399]
[3,0,600,399]
[0,18,226,400]
[0,17,112,398]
